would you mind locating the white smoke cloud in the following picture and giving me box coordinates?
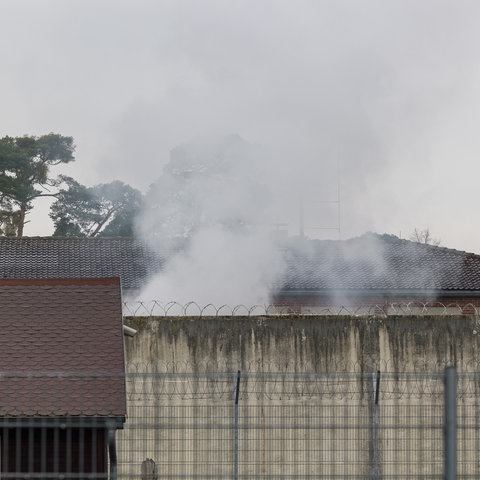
[140,225,284,306]
[136,134,286,306]
[3,1,480,252]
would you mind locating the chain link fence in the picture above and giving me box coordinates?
[0,367,477,479]
[119,367,477,479]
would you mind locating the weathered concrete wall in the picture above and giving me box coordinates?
[119,316,480,478]
[124,315,480,371]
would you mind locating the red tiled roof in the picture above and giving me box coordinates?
[0,277,126,418]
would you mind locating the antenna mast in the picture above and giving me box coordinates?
[299,159,341,238]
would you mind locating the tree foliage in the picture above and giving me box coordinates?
[50,176,144,237]
[139,134,269,242]
[0,133,75,236]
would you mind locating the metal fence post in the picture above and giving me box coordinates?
[234,370,241,480]
[444,366,457,480]
[373,370,381,480]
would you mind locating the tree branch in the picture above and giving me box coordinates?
[89,204,122,237]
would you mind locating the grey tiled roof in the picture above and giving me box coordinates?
[2,234,479,298]
[279,233,480,292]
[0,278,126,418]
[0,237,163,292]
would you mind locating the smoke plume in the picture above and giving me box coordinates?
[136,134,286,306]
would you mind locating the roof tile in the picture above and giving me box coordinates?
[0,278,126,418]
[278,233,480,292]
[0,237,163,292]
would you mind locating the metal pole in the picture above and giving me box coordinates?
[444,366,457,480]
[234,370,241,480]
[107,426,117,480]
[373,370,380,480]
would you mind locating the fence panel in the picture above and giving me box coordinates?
[1,369,480,479]
[116,369,461,479]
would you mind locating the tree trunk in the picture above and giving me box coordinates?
[16,204,26,237]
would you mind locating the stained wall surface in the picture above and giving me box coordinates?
[124,315,480,372]
[119,316,480,478]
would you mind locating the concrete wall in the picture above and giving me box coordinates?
[119,315,480,478]
[124,315,480,372]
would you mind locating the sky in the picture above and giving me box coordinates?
[2,0,480,253]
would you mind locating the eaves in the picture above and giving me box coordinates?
[273,289,480,298]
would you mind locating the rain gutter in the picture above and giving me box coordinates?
[107,419,124,480]
[274,289,480,298]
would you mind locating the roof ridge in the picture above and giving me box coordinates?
[0,277,121,286]
[339,232,480,259]
[3,236,138,240]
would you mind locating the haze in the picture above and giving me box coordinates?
[1,1,480,253]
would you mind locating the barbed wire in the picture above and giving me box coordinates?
[123,300,480,317]
[123,362,480,401]
[124,368,480,402]
[0,367,475,403]
[125,359,480,375]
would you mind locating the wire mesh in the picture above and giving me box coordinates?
[118,370,477,479]
[0,369,479,479]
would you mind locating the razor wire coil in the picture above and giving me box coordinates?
[123,300,480,317]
